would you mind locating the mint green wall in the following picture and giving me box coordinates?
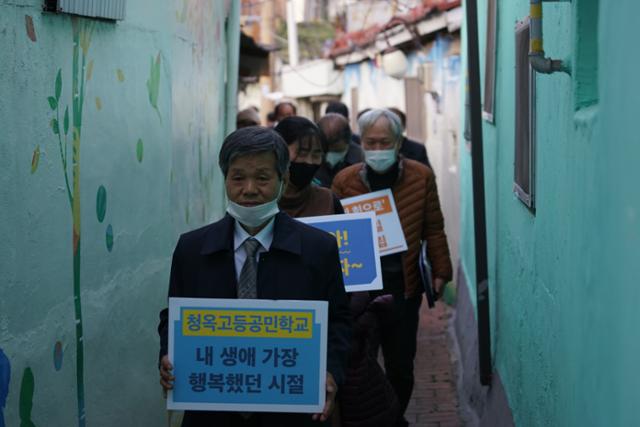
[460,0,640,425]
[0,1,235,425]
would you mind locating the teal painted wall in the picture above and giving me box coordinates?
[0,1,236,425]
[460,0,640,425]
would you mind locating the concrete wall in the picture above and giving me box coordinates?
[0,1,235,425]
[422,36,462,283]
[458,0,640,425]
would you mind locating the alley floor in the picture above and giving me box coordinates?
[405,300,463,427]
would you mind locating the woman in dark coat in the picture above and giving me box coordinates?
[275,116,399,426]
[274,117,344,217]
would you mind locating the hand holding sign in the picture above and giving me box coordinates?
[160,355,175,394]
[312,372,337,422]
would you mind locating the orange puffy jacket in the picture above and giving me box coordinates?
[332,159,452,298]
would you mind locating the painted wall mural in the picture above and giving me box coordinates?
[40,17,95,427]
[170,0,228,230]
[147,53,162,123]
[37,17,95,427]
[18,368,35,427]
[0,1,234,425]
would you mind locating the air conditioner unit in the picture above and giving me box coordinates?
[43,0,125,20]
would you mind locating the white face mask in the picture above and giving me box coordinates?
[226,183,283,228]
[364,149,397,173]
[325,148,349,168]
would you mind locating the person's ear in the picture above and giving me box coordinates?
[282,170,290,189]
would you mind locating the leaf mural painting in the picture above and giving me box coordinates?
[96,186,107,223]
[30,146,40,174]
[46,17,94,427]
[25,15,36,42]
[146,52,162,122]
[136,138,144,163]
[53,342,63,371]
[19,368,35,427]
[105,224,114,252]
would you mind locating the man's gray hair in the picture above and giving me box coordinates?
[219,126,290,178]
[357,108,404,143]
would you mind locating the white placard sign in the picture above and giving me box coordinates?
[340,189,408,256]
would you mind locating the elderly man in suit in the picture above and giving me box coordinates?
[158,126,351,427]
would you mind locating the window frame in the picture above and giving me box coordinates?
[513,18,536,212]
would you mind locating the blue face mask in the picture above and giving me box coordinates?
[364,149,397,173]
[325,148,349,168]
[226,182,283,228]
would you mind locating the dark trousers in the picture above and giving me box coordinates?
[374,294,422,421]
[181,411,330,427]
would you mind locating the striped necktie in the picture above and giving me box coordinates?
[237,238,261,299]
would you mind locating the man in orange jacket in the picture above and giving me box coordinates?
[332,109,452,427]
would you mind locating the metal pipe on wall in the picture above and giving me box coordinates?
[464,0,492,386]
[286,0,300,67]
[529,0,571,74]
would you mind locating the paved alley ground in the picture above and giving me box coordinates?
[405,300,463,427]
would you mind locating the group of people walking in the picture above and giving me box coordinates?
[159,101,452,427]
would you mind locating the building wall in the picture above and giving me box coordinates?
[458,0,640,425]
[0,1,235,425]
[422,36,462,282]
[342,59,406,119]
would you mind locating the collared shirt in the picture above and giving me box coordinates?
[233,218,275,282]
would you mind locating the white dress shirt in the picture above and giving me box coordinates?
[233,218,275,282]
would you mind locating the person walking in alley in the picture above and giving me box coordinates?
[315,113,364,189]
[157,126,351,427]
[236,107,261,128]
[275,116,399,427]
[273,100,297,123]
[274,117,345,216]
[325,101,361,145]
[387,107,432,169]
[332,109,452,427]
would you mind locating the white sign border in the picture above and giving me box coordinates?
[340,189,408,256]
[167,297,328,413]
[298,212,383,292]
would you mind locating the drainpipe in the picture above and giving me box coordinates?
[286,0,300,67]
[529,0,571,74]
[465,0,492,386]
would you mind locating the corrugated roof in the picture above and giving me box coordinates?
[329,0,461,58]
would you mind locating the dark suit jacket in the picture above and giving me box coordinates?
[157,212,351,426]
[400,136,432,169]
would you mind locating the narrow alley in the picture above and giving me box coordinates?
[406,300,462,427]
[2,0,639,426]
